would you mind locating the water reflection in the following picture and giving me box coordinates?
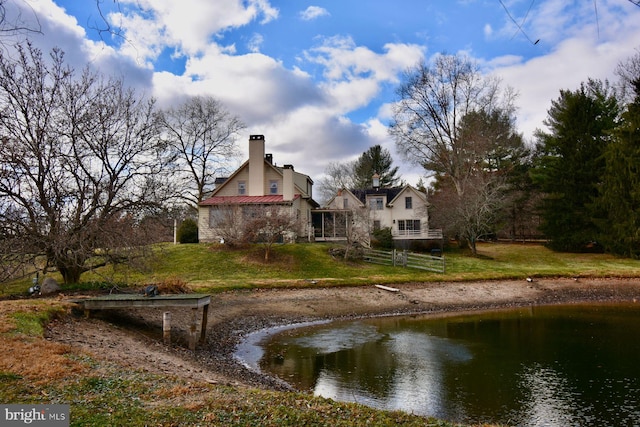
[254,303,640,426]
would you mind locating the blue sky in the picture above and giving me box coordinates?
[7,0,640,186]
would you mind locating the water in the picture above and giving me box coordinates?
[247,303,640,426]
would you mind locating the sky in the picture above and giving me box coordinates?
[4,0,640,189]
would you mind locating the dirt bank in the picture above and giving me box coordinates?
[46,277,640,391]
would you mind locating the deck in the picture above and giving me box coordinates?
[72,294,211,350]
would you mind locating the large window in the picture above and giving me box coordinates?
[397,219,421,235]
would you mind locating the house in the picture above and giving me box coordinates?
[198,135,319,243]
[312,180,442,247]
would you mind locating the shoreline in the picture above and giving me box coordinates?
[48,277,640,391]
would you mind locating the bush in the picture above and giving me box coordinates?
[177,219,198,244]
[371,227,393,249]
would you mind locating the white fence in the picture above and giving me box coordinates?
[363,248,445,273]
[391,228,444,239]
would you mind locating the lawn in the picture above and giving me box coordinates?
[3,241,639,296]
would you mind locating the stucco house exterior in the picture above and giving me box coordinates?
[198,135,319,243]
[313,182,442,246]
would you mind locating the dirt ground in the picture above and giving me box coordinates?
[46,277,640,391]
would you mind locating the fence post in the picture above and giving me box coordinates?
[163,312,171,345]
[402,250,408,267]
[392,249,397,266]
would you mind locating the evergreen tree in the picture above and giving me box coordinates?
[177,219,199,244]
[596,79,640,257]
[531,79,620,252]
[353,145,400,188]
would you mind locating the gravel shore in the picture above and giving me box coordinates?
[47,277,640,391]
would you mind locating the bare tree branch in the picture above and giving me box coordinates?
[0,42,170,284]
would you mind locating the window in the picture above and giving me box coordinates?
[397,219,421,235]
[369,197,384,210]
[405,197,412,209]
[343,198,348,209]
[242,205,260,220]
[269,180,278,195]
[238,181,246,195]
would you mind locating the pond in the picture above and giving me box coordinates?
[236,303,640,426]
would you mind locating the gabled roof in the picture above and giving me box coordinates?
[199,194,300,206]
[325,188,365,208]
[208,158,313,198]
[387,185,428,206]
[328,185,427,207]
[208,159,251,197]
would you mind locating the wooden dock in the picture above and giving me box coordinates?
[72,294,211,351]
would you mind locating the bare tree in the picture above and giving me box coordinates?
[390,53,517,197]
[244,205,302,261]
[0,42,169,284]
[159,96,245,208]
[316,161,357,205]
[616,48,640,104]
[429,175,507,255]
[208,203,247,246]
[208,203,303,260]
[342,205,371,259]
[0,1,42,51]
[390,54,526,254]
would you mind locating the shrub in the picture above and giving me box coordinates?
[177,219,199,244]
[371,227,393,249]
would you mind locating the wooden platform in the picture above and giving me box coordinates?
[72,294,211,350]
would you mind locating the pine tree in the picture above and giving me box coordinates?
[596,79,640,257]
[531,79,620,252]
[353,145,400,188]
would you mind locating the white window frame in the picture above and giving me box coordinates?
[397,219,421,236]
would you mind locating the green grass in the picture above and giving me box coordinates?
[9,304,64,336]
[87,241,640,291]
[3,242,639,296]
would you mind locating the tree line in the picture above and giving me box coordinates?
[388,50,640,257]
[321,50,640,258]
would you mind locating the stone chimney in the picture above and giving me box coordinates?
[283,164,295,201]
[248,135,265,196]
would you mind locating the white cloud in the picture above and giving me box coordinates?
[484,23,493,39]
[153,46,322,124]
[493,38,640,142]
[300,6,330,21]
[113,0,279,58]
[303,36,423,108]
[247,33,264,53]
